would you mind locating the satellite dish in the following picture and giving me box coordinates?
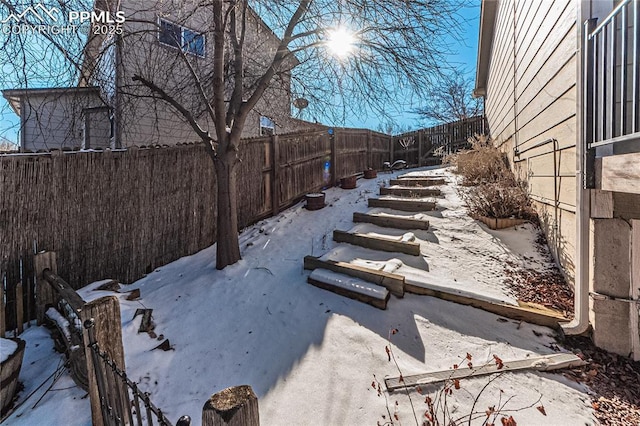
[293,98,309,109]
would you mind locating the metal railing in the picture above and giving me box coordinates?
[584,0,640,154]
[84,319,187,426]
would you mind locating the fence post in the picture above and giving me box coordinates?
[202,385,259,426]
[389,134,395,162]
[329,130,337,186]
[417,131,424,167]
[15,281,23,334]
[366,130,372,169]
[0,273,5,336]
[33,251,57,325]
[81,296,128,426]
[270,134,280,216]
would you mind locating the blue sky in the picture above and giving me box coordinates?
[0,1,480,144]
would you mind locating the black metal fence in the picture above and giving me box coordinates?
[84,318,180,426]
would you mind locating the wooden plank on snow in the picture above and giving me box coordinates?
[307,269,389,309]
[380,187,441,197]
[389,178,445,187]
[404,281,569,329]
[368,198,436,212]
[385,353,587,391]
[303,256,405,297]
[353,212,430,230]
[333,230,421,256]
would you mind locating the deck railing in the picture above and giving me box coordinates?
[583,0,640,186]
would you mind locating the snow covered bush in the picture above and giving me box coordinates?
[461,179,536,220]
[444,135,510,186]
[445,135,536,221]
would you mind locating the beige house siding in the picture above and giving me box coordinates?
[481,0,579,283]
[116,1,298,146]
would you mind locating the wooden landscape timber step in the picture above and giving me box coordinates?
[303,256,405,297]
[368,198,436,212]
[333,229,421,256]
[307,269,390,310]
[353,212,429,230]
[404,281,569,329]
[389,178,446,187]
[380,187,441,197]
[384,353,587,391]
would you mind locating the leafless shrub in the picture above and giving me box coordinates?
[461,179,536,220]
[444,135,510,186]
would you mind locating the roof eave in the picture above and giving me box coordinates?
[474,0,498,97]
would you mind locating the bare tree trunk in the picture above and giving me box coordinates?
[214,152,241,269]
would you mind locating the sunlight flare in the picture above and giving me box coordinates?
[325,27,356,58]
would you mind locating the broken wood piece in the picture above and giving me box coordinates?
[380,186,441,197]
[353,212,429,230]
[94,280,121,292]
[368,198,436,212]
[333,229,421,255]
[385,353,587,391]
[308,269,389,310]
[126,288,141,300]
[152,339,172,351]
[137,309,154,333]
[203,385,259,426]
[390,178,445,186]
[303,256,404,297]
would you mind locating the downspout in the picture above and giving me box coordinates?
[562,139,591,335]
[562,15,595,336]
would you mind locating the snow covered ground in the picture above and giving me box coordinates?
[4,166,595,425]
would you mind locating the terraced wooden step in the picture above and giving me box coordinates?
[307,269,389,309]
[303,256,405,297]
[333,229,421,256]
[368,198,436,212]
[389,178,445,187]
[353,212,429,230]
[404,280,569,329]
[380,187,441,197]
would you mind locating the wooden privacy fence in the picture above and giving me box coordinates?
[391,115,488,167]
[0,128,392,329]
[0,120,487,330]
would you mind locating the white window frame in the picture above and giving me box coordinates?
[260,116,275,136]
[157,17,206,58]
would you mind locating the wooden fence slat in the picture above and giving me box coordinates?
[34,252,57,325]
[15,282,23,334]
[0,275,5,337]
[81,296,127,426]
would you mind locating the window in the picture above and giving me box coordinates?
[260,116,275,136]
[183,29,205,56]
[158,18,205,57]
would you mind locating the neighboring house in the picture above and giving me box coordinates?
[3,87,111,151]
[474,0,640,358]
[3,1,309,151]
